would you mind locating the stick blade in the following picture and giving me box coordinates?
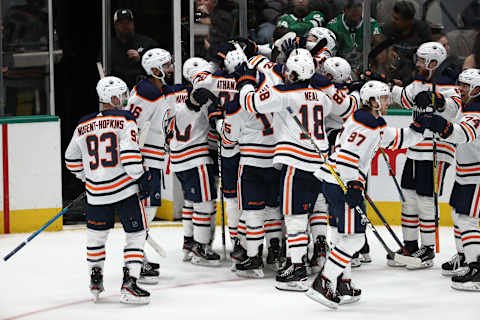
[394,253,422,268]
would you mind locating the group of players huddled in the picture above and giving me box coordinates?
[65,27,480,308]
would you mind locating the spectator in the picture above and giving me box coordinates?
[370,34,401,81]
[382,0,431,84]
[250,0,288,44]
[464,32,480,70]
[277,0,326,36]
[310,0,345,22]
[326,0,382,77]
[110,9,158,89]
[194,0,234,59]
[432,32,462,78]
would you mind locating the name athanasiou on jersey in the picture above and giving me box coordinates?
[192,70,240,157]
[442,101,480,185]
[391,77,462,164]
[223,56,284,168]
[240,81,333,172]
[65,110,144,205]
[127,79,171,169]
[166,85,212,172]
[318,109,424,184]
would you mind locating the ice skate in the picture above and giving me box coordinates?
[309,235,329,274]
[236,255,264,278]
[90,267,104,303]
[441,253,468,277]
[182,236,195,262]
[451,258,480,291]
[406,246,434,270]
[266,238,283,271]
[305,273,340,309]
[337,274,361,305]
[120,267,150,304]
[275,259,308,292]
[191,242,221,266]
[138,261,160,285]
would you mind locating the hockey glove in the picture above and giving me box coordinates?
[409,113,430,134]
[345,180,364,208]
[234,37,258,58]
[425,113,453,139]
[208,103,224,130]
[346,79,365,94]
[414,91,446,112]
[186,96,201,112]
[211,42,236,68]
[138,171,152,200]
[281,36,307,59]
[233,62,257,92]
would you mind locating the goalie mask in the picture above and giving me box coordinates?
[360,80,391,114]
[323,57,352,83]
[285,48,315,83]
[183,57,214,83]
[96,76,129,108]
[458,68,480,102]
[142,48,174,85]
[306,27,337,57]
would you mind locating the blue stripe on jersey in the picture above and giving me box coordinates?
[463,101,480,113]
[311,73,332,89]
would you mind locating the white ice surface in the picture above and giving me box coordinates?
[0,224,478,320]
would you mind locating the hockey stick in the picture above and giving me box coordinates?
[284,106,422,267]
[217,138,227,260]
[379,147,405,202]
[138,120,167,258]
[3,192,86,261]
[431,84,440,253]
[96,62,105,79]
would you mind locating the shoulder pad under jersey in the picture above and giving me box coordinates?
[353,109,386,129]
[274,82,310,92]
[311,73,333,89]
[133,79,163,101]
[463,101,480,113]
[103,109,137,122]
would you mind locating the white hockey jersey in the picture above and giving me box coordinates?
[192,70,240,158]
[223,57,284,168]
[127,79,171,169]
[325,83,360,131]
[317,109,424,185]
[239,80,333,172]
[65,110,144,205]
[166,85,213,173]
[442,101,480,185]
[391,76,462,164]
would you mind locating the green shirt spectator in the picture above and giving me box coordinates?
[326,0,382,75]
[277,0,325,36]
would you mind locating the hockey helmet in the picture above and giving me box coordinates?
[96,76,129,107]
[306,27,337,57]
[458,68,480,100]
[141,48,173,84]
[360,80,391,111]
[182,57,214,82]
[323,57,352,83]
[415,42,447,71]
[285,48,315,83]
[224,46,248,74]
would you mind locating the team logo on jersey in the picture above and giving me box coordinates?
[154,192,161,200]
[132,221,139,228]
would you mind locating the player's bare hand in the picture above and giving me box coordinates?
[127,49,140,62]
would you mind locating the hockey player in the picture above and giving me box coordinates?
[189,47,247,264]
[163,57,220,266]
[126,47,174,284]
[236,48,335,291]
[65,76,151,304]
[423,69,480,289]
[390,42,462,269]
[321,56,372,267]
[214,51,286,278]
[307,81,425,309]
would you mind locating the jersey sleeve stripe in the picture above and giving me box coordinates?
[460,122,475,142]
[337,154,359,164]
[401,88,414,109]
